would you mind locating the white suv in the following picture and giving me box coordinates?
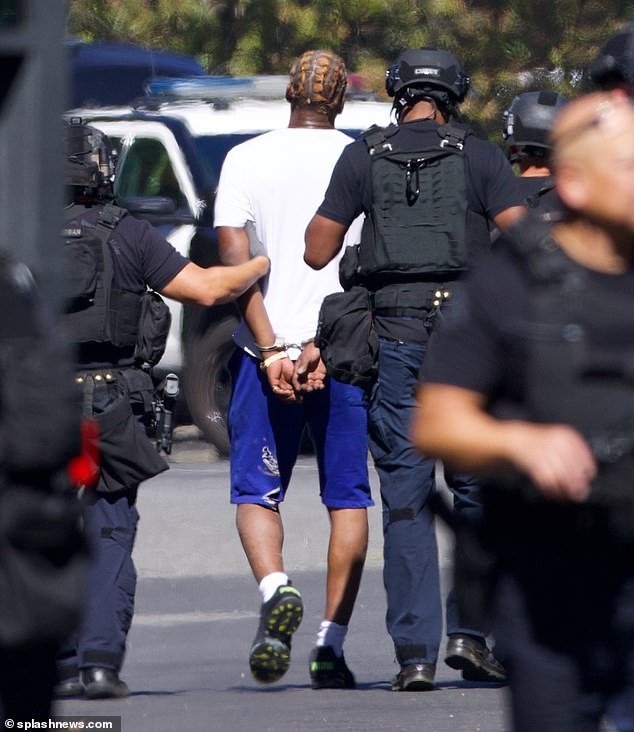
[71,79,392,453]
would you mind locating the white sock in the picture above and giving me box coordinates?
[315,620,348,657]
[259,572,289,603]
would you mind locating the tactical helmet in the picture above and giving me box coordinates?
[285,50,347,115]
[64,118,115,192]
[590,23,634,91]
[502,91,569,155]
[386,48,470,113]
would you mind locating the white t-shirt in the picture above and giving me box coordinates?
[214,127,362,351]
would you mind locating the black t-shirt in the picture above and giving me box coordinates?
[421,242,634,412]
[317,119,525,343]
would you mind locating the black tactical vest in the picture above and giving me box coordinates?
[62,204,142,350]
[510,218,634,446]
[357,123,470,288]
[506,216,634,537]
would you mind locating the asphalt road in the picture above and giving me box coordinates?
[53,437,513,732]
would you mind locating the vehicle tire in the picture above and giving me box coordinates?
[183,316,239,456]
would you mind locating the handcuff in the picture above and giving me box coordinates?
[257,338,315,370]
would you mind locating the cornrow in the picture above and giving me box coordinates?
[286,50,347,114]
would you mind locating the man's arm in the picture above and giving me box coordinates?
[492,205,527,231]
[217,225,296,400]
[159,257,269,307]
[413,382,597,502]
[304,214,348,269]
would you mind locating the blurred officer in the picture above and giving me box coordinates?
[590,23,634,96]
[502,91,568,209]
[0,253,86,723]
[415,90,634,731]
[305,47,526,691]
[215,50,372,690]
[587,28,634,732]
[56,120,269,699]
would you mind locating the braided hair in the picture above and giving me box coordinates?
[286,50,347,116]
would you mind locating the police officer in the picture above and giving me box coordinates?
[586,31,634,732]
[56,120,269,699]
[305,47,526,690]
[415,90,634,731]
[590,23,634,97]
[0,253,86,723]
[502,91,568,209]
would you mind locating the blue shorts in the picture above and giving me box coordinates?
[228,350,373,510]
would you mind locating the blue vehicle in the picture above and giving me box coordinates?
[67,39,206,108]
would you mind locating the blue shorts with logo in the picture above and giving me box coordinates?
[228,350,373,510]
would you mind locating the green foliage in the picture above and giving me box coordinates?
[67,0,634,140]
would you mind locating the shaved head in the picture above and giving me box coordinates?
[551,90,634,169]
[549,91,634,232]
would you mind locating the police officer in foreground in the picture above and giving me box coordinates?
[502,90,568,209]
[56,120,269,699]
[591,31,634,732]
[590,22,634,97]
[305,48,526,691]
[0,254,86,723]
[414,90,634,731]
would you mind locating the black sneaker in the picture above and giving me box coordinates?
[309,646,356,689]
[444,633,507,683]
[391,663,436,691]
[249,582,303,684]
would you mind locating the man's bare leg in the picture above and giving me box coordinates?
[236,503,284,582]
[236,503,303,684]
[325,507,369,624]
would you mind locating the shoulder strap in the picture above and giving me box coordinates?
[363,124,400,158]
[93,204,127,341]
[436,122,470,151]
[97,203,127,231]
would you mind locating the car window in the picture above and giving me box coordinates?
[115,138,187,209]
[193,134,263,183]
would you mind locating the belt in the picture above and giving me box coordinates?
[75,369,118,386]
[371,286,454,317]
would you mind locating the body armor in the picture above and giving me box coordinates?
[62,204,142,352]
[504,215,634,538]
[357,123,469,288]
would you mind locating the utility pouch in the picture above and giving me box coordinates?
[133,289,171,369]
[84,377,168,492]
[63,238,99,304]
[315,285,378,390]
[339,244,362,291]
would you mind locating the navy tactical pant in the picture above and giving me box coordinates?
[490,508,634,732]
[78,489,138,670]
[368,337,486,666]
[58,379,141,677]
